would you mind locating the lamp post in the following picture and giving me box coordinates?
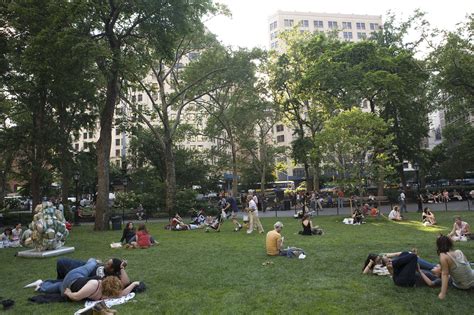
[73,171,80,226]
[413,162,422,212]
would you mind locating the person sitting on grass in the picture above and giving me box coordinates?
[298,214,323,235]
[436,235,474,299]
[128,224,158,249]
[370,205,379,217]
[388,206,402,221]
[170,213,191,231]
[447,216,471,241]
[422,208,436,226]
[352,207,364,225]
[266,221,305,258]
[0,227,13,248]
[120,222,136,244]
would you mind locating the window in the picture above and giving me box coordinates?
[83,132,87,139]
[137,94,143,102]
[343,32,353,40]
[89,132,93,138]
[328,21,338,29]
[357,32,367,39]
[370,23,379,30]
[284,19,294,27]
[116,129,120,136]
[300,20,309,27]
[276,124,284,132]
[115,149,120,157]
[75,143,79,150]
[314,20,323,28]
[362,100,369,108]
[277,135,285,143]
[342,22,352,29]
[115,160,121,166]
[270,31,278,40]
[132,95,136,102]
[356,22,366,30]
[269,21,277,31]
[293,168,305,178]
[270,42,278,49]
[115,139,120,146]
[435,127,442,140]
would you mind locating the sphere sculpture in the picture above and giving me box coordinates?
[25,201,69,251]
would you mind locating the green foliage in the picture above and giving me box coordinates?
[174,189,198,216]
[316,109,394,194]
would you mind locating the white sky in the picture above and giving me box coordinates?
[205,0,473,49]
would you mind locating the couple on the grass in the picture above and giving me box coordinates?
[363,235,474,299]
[24,257,142,301]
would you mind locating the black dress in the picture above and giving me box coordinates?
[301,220,312,235]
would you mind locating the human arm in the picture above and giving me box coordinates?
[464,223,471,235]
[63,280,99,301]
[120,229,126,243]
[120,281,140,297]
[362,260,375,274]
[119,262,130,288]
[447,223,456,237]
[417,264,436,287]
[384,252,402,258]
[277,236,283,251]
[438,254,450,300]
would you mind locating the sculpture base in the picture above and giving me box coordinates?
[17,246,75,258]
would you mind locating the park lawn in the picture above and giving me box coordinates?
[0,211,473,314]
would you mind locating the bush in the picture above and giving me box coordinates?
[174,189,198,216]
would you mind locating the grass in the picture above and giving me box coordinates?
[1,211,473,314]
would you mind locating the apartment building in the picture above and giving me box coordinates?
[268,11,382,180]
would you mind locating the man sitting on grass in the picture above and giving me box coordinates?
[266,222,305,258]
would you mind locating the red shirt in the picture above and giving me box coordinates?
[136,230,151,248]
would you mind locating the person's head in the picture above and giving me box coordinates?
[363,253,380,271]
[125,222,134,230]
[138,223,147,233]
[246,195,253,202]
[15,223,21,229]
[423,207,430,214]
[436,235,453,255]
[104,258,123,276]
[302,214,310,221]
[274,221,283,232]
[431,264,442,277]
[3,227,12,235]
[393,206,399,212]
[101,276,122,298]
[454,216,462,225]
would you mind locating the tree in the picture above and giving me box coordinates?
[1,0,97,207]
[315,109,394,196]
[191,47,263,197]
[268,31,343,191]
[84,0,219,229]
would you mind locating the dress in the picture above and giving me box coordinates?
[301,221,312,235]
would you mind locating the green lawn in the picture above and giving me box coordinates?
[1,211,473,314]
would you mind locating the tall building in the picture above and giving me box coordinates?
[268,11,382,181]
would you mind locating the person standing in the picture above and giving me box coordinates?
[224,192,243,232]
[337,189,344,209]
[246,195,264,234]
[399,190,407,213]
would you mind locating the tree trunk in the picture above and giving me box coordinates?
[312,162,320,192]
[231,141,238,198]
[260,163,266,197]
[164,136,176,218]
[304,162,313,191]
[95,72,118,231]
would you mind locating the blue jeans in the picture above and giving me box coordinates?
[337,198,343,208]
[38,279,63,294]
[129,235,155,243]
[57,258,86,279]
[60,258,98,295]
[417,257,436,270]
[279,247,305,258]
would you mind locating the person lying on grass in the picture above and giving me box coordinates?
[362,250,436,275]
[436,235,474,300]
[363,251,444,287]
[266,221,305,258]
[26,258,140,301]
[128,224,158,249]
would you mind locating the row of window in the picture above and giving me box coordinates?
[275,19,379,31]
[343,31,367,40]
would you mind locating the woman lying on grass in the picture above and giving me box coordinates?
[363,251,444,287]
[436,235,474,299]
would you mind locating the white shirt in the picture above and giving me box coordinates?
[400,192,406,201]
[252,195,258,204]
[249,199,258,211]
[388,210,398,220]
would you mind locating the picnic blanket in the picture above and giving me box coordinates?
[74,293,135,315]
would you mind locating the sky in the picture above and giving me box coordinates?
[205,0,473,49]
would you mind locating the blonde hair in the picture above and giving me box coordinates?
[101,276,122,298]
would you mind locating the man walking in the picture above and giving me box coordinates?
[224,192,243,232]
[399,190,407,213]
[246,195,264,234]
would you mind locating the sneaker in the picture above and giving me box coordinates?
[298,253,306,259]
[246,230,252,234]
[24,279,43,289]
[237,225,243,231]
